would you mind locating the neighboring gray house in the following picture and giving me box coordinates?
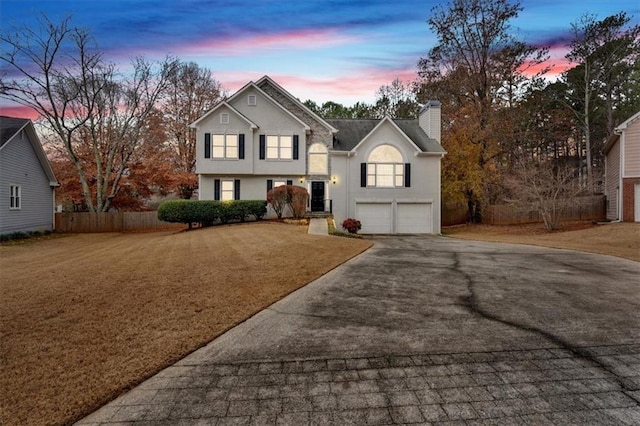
[191,76,445,234]
[0,116,59,234]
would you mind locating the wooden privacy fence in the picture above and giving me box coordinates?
[55,211,180,233]
[441,195,606,226]
[483,195,606,225]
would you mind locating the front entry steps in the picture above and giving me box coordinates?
[306,212,332,218]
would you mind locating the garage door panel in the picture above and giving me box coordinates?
[397,203,432,234]
[356,203,392,234]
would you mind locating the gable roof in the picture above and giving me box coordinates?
[192,80,311,132]
[256,76,338,134]
[326,118,445,154]
[189,101,258,129]
[0,116,29,148]
[604,110,640,154]
[0,116,59,186]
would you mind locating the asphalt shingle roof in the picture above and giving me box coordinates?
[325,118,445,153]
[0,116,29,148]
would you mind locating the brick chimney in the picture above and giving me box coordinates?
[419,100,441,144]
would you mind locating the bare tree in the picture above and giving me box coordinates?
[374,77,418,118]
[505,159,586,230]
[0,16,176,211]
[564,12,640,191]
[417,0,547,221]
[161,62,223,198]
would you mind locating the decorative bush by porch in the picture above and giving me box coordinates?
[157,200,267,228]
[342,218,362,234]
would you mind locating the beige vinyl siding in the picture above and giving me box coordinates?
[605,140,620,220]
[623,117,640,177]
[0,132,54,233]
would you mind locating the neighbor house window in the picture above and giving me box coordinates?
[308,143,328,174]
[266,135,292,160]
[212,134,238,159]
[273,180,287,188]
[220,113,229,124]
[10,185,21,209]
[366,145,404,187]
[221,180,234,201]
[248,95,257,106]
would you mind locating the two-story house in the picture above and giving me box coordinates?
[191,76,445,234]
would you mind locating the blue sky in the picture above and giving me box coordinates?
[1,0,638,117]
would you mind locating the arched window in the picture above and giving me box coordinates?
[308,143,328,174]
[367,145,404,187]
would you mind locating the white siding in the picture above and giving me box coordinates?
[331,120,442,234]
[0,132,54,233]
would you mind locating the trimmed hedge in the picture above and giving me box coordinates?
[157,200,267,227]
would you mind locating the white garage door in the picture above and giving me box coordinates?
[397,203,432,234]
[356,203,392,234]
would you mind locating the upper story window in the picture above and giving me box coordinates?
[10,185,21,209]
[220,113,229,124]
[308,143,328,175]
[367,144,404,187]
[267,135,292,160]
[213,134,238,159]
[248,95,257,106]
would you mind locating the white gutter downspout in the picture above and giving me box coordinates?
[612,128,624,223]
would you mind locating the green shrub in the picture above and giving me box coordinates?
[157,200,267,227]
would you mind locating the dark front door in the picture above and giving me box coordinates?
[311,181,325,212]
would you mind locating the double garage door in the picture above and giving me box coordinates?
[356,202,432,234]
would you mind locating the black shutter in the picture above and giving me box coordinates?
[204,133,211,158]
[267,179,273,193]
[405,163,411,187]
[234,179,240,200]
[360,163,367,187]
[259,135,266,160]
[286,179,293,186]
[293,135,299,160]
[239,134,245,159]
[214,179,220,200]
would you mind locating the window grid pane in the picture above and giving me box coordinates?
[221,181,234,201]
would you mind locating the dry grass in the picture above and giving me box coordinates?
[0,222,371,426]
[443,221,640,262]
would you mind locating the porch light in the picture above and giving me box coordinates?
[332,176,337,184]
[299,177,304,183]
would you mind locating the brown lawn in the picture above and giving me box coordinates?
[0,222,371,426]
[443,221,640,262]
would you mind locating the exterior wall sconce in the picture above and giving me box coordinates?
[332,176,337,184]
[299,177,304,183]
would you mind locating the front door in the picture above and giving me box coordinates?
[311,181,325,212]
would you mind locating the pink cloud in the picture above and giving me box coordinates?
[0,105,39,120]
[217,68,418,105]
[519,45,576,78]
[182,28,359,57]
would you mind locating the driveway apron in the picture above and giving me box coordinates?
[79,236,640,425]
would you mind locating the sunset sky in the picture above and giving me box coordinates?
[1,0,638,118]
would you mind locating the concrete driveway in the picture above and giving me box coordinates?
[80,236,640,425]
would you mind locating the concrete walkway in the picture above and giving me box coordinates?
[78,236,640,425]
[307,218,328,235]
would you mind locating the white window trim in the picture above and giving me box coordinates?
[367,163,404,188]
[248,95,257,106]
[273,180,287,188]
[308,144,328,175]
[212,134,239,160]
[266,135,293,160]
[220,113,230,124]
[10,184,21,209]
[221,180,235,201]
